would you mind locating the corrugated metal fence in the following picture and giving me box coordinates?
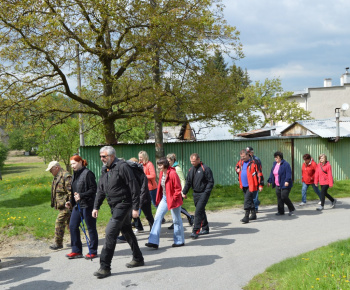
[80,136,350,185]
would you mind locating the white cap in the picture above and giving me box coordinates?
[46,161,60,171]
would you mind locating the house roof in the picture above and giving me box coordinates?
[236,125,289,138]
[281,118,350,138]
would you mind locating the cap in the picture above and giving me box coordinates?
[46,161,60,171]
[246,146,254,152]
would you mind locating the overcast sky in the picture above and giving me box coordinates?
[222,0,350,92]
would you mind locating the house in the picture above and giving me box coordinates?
[280,118,350,138]
[235,125,288,138]
[288,68,350,120]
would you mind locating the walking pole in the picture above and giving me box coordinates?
[76,201,93,261]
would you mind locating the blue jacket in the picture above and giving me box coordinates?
[267,160,293,189]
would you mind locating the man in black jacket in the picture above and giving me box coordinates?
[182,153,214,239]
[92,146,144,279]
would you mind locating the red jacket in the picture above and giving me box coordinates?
[314,161,333,187]
[301,159,317,184]
[142,161,157,190]
[156,167,183,210]
[235,159,263,192]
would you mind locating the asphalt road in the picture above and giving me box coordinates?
[1,198,350,290]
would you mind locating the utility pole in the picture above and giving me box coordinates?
[76,43,85,146]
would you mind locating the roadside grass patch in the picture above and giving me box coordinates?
[244,238,350,289]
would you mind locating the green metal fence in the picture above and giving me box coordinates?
[80,136,350,185]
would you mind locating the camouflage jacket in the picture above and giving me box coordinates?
[51,168,72,210]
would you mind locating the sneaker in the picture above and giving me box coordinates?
[133,229,144,234]
[93,268,111,279]
[275,212,284,216]
[288,211,295,216]
[198,229,209,235]
[85,253,98,260]
[299,202,306,206]
[318,201,321,205]
[49,244,63,250]
[117,236,127,243]
[187,215,194,226]
[66,252,83,259]
[168,224,174,230]
[190,232,199,240]
[126,260,145,268]
[172,243,185,247]
[145,242,158,249]
[331,199,337,208]
[316,205,324,211]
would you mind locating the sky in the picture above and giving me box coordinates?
[221,0,350,92]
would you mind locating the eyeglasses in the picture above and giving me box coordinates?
[100,155,108,158]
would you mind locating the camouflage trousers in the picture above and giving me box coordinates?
[55,208,71,246]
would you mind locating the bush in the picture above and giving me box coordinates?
[0,142,9,169]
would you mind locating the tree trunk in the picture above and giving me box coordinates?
[103,118,117,144]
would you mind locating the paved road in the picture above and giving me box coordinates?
[1,198,350,289]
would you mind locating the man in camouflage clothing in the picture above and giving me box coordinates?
[46,161,72,250]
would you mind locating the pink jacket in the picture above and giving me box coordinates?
[314,161,333,187]
[142,161,157,190]
[156,167,183,210]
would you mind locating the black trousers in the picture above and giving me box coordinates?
[193,191,210,233]
[100,202,143,270]
[275,186,295,214]
[133,199,154,230]
[320,185,334,206]
[242,187,255,210]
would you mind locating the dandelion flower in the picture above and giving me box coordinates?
[316,278,320,281]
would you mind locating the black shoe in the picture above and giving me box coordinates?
[168,224,174,230]
[172,243,185,247]
[145,242,159,249]
[240,217,249,224]
[198,229,209,235]
[275,212,285,216]
[93,268,111,279]
[126,260,145,268]
[187,215,194,226]
[190,232,199,239]
[162,218,166,224]
[249,209,257,220]
[49,244,63,250]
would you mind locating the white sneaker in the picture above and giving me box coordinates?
[299,202,306,206]
[133,229,144,235]
[318,201,321,205]
[331,199,337,208]
[316,205,324,211]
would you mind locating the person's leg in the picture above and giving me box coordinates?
[243,188,254,210]
[83,206,98,255]
[281,188,295,212]
[275,186,284,214]
[323,185,334,202]
[149,189,157,207]
[193,192,210,232]
[301,182,308,203]
[311,184,321,199]
[141,200,154,230]
[180,207,191,219]
[319,185,327,207]
[148,196,168,245]
[69,206,83,253]
[55,208,71,246]
[121,208,144,262]
[99,204,130,271]
[252,190,260,210]
[133,217,144,231]
[171,206,185,245]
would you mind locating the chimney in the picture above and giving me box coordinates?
[324,78,332,87]
[340,67,350,86]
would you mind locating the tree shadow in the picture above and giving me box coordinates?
[0,190,50,208]
[7,281,72,290]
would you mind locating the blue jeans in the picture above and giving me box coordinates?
[149,188,157,207]
[252,190,260,210]
[148,195,184,246]
[301,182,321,203]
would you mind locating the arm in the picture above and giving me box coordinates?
[145,162,156,180]
[314,165,319,185]
[284,162,292,187]
[120,163,140,211]
[204,167,214,195]
[93,178,106,210]
[172,171,183,201]
[175,166,186,189]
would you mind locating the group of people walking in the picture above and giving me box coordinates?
[47,146,214,279]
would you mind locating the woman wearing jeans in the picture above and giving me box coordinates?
[145,157,184,249]
[267,151,295,216]
[314,153,337,211]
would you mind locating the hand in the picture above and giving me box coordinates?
[259,187,263,192]
[267,183,271,187]
[92,209,98,218]
[65,201,71,209]
[284,182,289,187]
[132,209,139,218]
[182,193,187,199]
[236,168,240,173]
[74,192,80,202]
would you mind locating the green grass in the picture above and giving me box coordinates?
[244,238,350,289]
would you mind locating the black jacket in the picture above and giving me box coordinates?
[94,158,140,211]
[71,167,97,208]
[182,162,214,195]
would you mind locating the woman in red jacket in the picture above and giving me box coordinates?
[314,154,337,211]
[145,157,184,249]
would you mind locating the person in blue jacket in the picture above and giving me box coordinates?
[267,151,296,216]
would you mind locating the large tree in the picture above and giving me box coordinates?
[0,0,242,145]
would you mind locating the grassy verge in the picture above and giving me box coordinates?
[1,162,349,240]
[244,238,350,289]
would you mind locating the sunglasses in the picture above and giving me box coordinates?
[100,155,108,158]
